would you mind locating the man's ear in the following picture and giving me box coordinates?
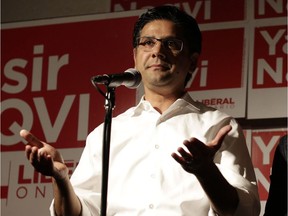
[189,52,199,72]
[133,48,137,63]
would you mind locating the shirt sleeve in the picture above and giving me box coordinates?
[49,127,103,216]
[73,127,103,216]
[212,118,260,215]
[49,200,56,216]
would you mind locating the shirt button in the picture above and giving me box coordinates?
[150,173,156,178]
[149,204,154,209]
[155,144,159,149]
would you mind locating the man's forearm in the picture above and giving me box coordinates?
[195,163,239,216]
[53,177,82,216]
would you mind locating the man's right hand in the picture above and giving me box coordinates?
[20,129,68,181]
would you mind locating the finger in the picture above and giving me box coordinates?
[25,145,33,160]
[177,146,193,160]
[209,125,232,147]
[183,138,203,156]
[171,147,193,165]
[171,151,186,165]
[20,129,43,148]
[30,146,40,164]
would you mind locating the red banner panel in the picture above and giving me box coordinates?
[254,0,287,19]
[110,0,245,23]
[251,130,287,200]
[247,22,287,119]
[1,15,139,151]
[186,28,244,91]
[253,25,287,89]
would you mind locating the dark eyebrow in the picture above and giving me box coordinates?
[140,36,181,40]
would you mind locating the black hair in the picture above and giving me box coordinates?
[133,5,202,54]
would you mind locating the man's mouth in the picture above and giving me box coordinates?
[148,63,170,70]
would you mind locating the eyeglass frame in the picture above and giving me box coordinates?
[136,36,184,55]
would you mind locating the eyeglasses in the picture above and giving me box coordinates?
[137,36,183,54]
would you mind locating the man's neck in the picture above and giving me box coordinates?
[144,89,185,114]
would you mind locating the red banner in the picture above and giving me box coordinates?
[250,129,287,200]
[252,25,287,89]
[111,0,245,23]
[186,28,244,91]
[1,15,139,151]
[1,2,287,215]
[254,0,288,19]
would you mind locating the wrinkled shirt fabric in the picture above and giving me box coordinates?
[50,93,260,216]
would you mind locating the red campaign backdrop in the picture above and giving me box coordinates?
[1,1,248,152]
[254,0,288,19]
[1,16,139,151]
[252,25,287,89]
[251,130,287,200]
[110,0,245,23]
[1,0,287,215]
[186,28,244,91]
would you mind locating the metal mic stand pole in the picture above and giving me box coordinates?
[100,86,115,216]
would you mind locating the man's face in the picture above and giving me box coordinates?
[133,19,197,94]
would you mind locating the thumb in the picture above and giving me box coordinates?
[209,125,232,148]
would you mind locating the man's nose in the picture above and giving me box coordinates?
[152,41,166,59]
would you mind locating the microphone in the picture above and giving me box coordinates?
[91,68,141,89]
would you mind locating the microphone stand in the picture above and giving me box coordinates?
[100,86,115,216]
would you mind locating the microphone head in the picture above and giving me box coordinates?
[124,68,142,89]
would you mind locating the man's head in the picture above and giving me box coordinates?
[133,5,202,56]
[133,6,202,90]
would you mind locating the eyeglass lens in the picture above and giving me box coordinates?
[138,37,183,53]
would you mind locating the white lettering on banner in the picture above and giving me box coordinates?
[1,44,91,147]
[78,94,90,140]
[253,135,280,164]
[47,54,69,91]
[2,44,69,94]
[32,45,44,92]
[34,96,75,142]
[258,0,285,15]
[1,94,90,145]
[182,1,211,19]
[256,29,287,85]
[2,59,28,94]
[188,60,208,88]
[113,1,211,20]
[257,58,285,84]
[1,99,33,145]
[254,168,270,192]
[261,29,286,55]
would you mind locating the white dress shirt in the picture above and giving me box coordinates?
[50,93,260,215]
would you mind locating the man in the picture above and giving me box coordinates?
[20,5,260,216]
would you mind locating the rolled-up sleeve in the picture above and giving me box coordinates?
[212,119,260,215]
[49,127,103,216]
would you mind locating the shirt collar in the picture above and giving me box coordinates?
[133,92,201,116]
